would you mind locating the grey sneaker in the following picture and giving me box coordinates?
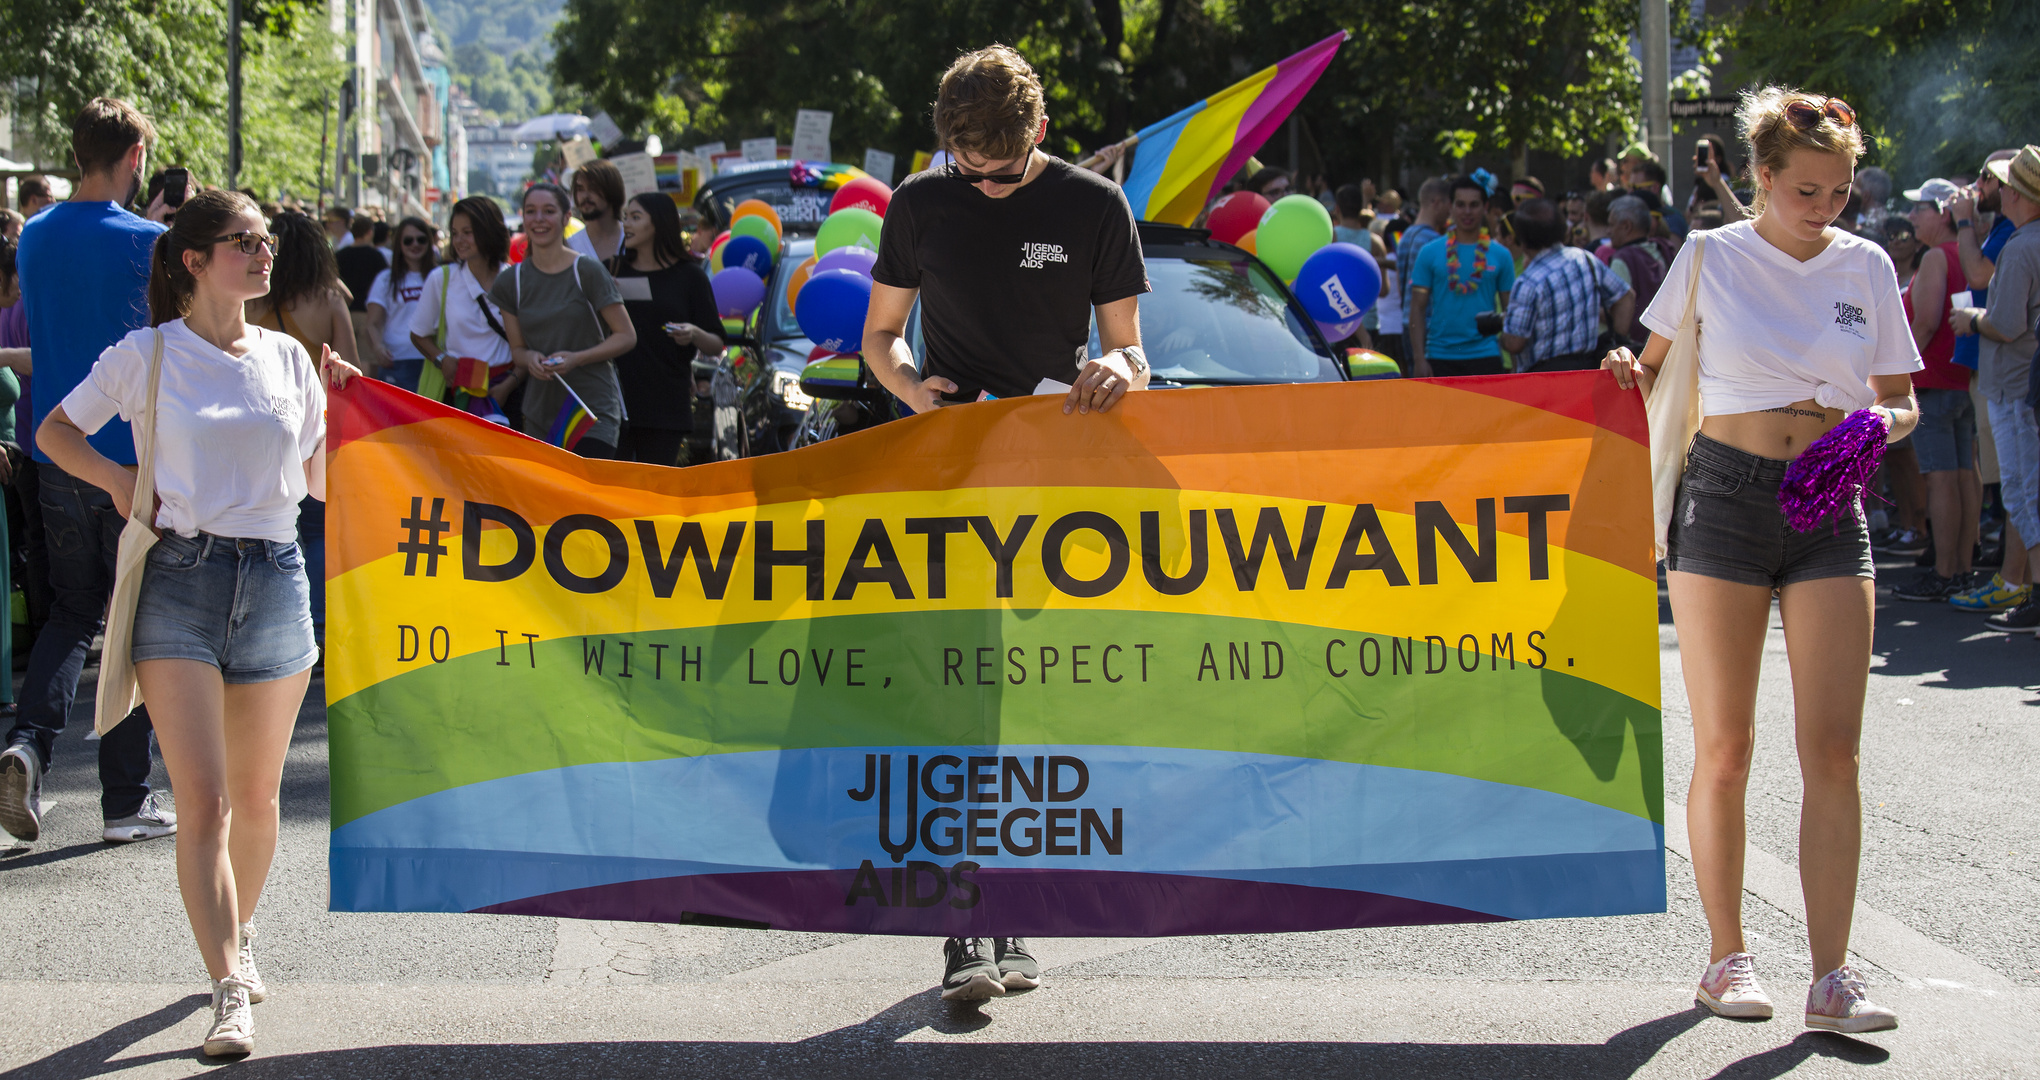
[1985,600,2040,631]
[238,923,267,1003]
[103,792,177,844]
[995,937,1040,990]
[941,937,1006,1002]
[0,741,43,842]
[1892,571,1964,602]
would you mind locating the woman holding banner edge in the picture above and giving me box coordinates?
[1603,88,1919,1034]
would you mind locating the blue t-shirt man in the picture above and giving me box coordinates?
[1408,232,1516,360]
[18,200,162,466]
[1953,214,2016,371]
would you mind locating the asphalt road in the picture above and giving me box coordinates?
[1,562,2035,1078]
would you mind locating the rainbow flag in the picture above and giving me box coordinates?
[545,381,596,451]
[1120,31,1348,225]
[324,372,1665,934]
[452,357,490,398]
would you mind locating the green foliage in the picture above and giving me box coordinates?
[424,0,563,52]
[548,0,1643,182]
[0,0,342,201]
[1718,0,2040,181]
[451,40,554,121]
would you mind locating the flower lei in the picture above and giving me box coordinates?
[1444,229,1492,294]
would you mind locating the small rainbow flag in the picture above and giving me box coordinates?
[546,381,597,451]
[1119,31,1347,225]
[453,357,491,398]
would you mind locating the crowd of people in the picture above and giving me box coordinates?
[0,42,2033,1055]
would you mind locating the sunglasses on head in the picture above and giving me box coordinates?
[945,161,1028,186]
[212,231,276,255]
[1784,96,1856,131]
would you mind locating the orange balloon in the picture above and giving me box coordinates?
[731,199,783,239]
[1236,228,1257,254]
[786,255,819,315]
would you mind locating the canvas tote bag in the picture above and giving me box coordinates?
[1647,234,1706,562]
[95,328,166,735]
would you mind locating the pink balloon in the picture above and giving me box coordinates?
[829,176,893,217]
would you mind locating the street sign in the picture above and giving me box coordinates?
[1670,97,1739,120]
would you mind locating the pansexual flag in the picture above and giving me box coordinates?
[1120,31,1348,225]
[325,372,1665,935]
[546,380,596,450]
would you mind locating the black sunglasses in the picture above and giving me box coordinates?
[211,231,276,255]
[945,161,1028,186]
[401,234,432,247]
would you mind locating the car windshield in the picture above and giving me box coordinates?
[1092,256,1340,383]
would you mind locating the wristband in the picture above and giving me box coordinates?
[1956,219,1975,231]
[1118,344,1147,378]
[1971,312,1982,334]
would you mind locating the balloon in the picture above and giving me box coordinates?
[1255,194,1335,281]
[785,255,819,315]
[711,266,766,318]
[1235,228,1257,255]
[815,207,883,255]
[720,234,775,277]
[1293,243,1382,325]
[813,245,877,280]
[729,213,779,249]
[829,176,893,217]
[707,230,731,272]
[730,199,782,237]
[1314,315,1365,342]
[1205,191,1270,245]
[794,268,873,353]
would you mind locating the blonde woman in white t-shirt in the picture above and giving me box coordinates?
[38,190,359,1058]
[1605,89,1921,1035]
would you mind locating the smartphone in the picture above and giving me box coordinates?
[1694,142,1712,169]
[162,167,190,208]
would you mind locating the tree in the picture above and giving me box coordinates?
[1717,0,2040,180]
[547,0,1642,186]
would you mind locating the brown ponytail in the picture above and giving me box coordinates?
[145,188,260,326]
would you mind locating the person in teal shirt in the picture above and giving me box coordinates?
[1407,175,1515,377]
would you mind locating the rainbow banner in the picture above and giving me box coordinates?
[327,372,1664,935]
[1120,31,1348,225]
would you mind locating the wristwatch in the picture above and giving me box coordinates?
[1956,219,1975,231]
[1118,345,1147,378]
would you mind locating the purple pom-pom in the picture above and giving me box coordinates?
[1777,409,1888,532]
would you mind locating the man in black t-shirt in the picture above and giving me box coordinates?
[867,46,1149,416]
[862,45,1150,1004]
[333,213,390,374]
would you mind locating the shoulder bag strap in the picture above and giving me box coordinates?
[133,329,166,525]
[435,265,452,351]
[1681,234,1706,330]
[571,257,605,339]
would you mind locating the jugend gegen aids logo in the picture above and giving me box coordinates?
[1020,242,1070,269]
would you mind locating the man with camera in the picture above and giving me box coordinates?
[1407,175,1514,377]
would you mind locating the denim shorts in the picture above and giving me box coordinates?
[1912,387,1977,473]
[131,533,319,683]
[1664,433,1876,588]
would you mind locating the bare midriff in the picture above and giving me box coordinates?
[1699,399,1846,460]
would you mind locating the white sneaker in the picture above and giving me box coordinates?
[1806,964,1898,1034]
[238,923,267,1003]
[0,742,44,842]
[102,792,176,844]
[1696,952,1774,1019]
[204,974,257,1057]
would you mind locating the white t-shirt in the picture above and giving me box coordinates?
[367,268,427,360]
[61,321,325,543]
[1376,269,1404,334]
[409,262,512,371]
[1640,220,1921,416]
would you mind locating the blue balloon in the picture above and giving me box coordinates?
[1315,315,1365,342]
[720,234,776,277]
[795,269,873,353]
[1293,242,1380,325]
[711,267,766,317]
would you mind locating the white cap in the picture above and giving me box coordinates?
[1901,178,1960,207]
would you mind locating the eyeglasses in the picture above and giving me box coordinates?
[1783,96,1856,131]
[945,162,1029,186]
[212,231,276,255]
[401,234,432,247]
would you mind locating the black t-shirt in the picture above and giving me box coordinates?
[335,245,389,312]
[611,258,722,431]
[872,157,1149,402]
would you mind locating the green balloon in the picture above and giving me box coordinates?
[1254,194,1334,281]
[729,214,779,248]
[816,207,883,256]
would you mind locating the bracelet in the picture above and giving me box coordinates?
[1956,219,1975,231]
[1971,312,1982,334]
